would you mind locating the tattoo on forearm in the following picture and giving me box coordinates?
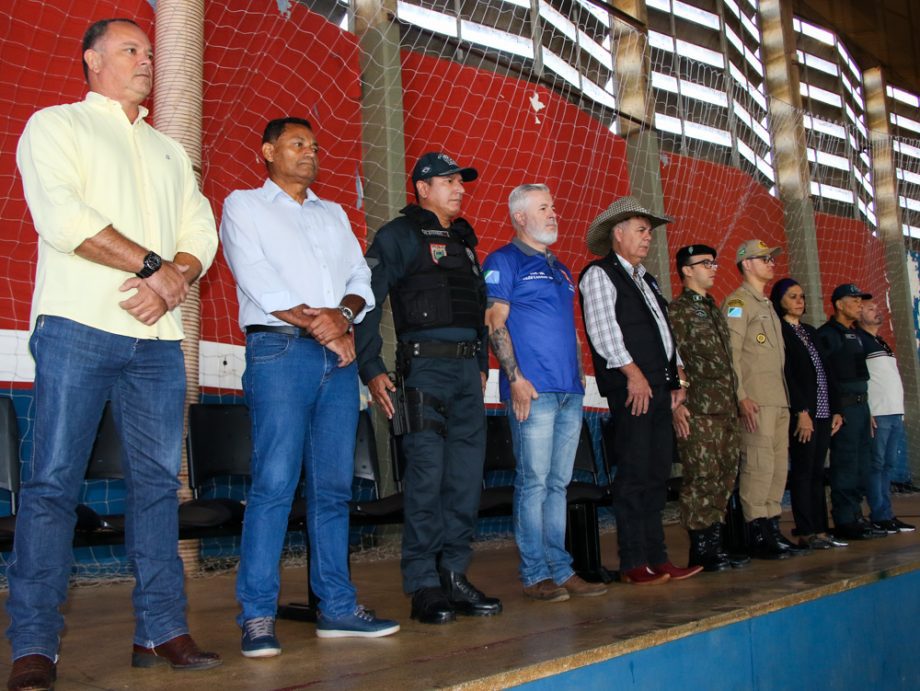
[489,326,521,383]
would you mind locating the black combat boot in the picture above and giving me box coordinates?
[410,586,455,625]
[748,518,790,560]
[439,571,502,616]
[714,523,750,568]
[688,526,730,572]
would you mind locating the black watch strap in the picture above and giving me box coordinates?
[136,251,162,279]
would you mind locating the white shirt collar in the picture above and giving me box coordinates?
[259,178,319,205]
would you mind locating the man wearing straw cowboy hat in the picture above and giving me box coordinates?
[579,196,702,585]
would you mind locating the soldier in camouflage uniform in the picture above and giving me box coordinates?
[668,245,747,571]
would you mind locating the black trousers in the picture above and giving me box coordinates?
[606,382,673,571]
[399,356,485,593]
[788,416,831,535]
[829,401,872,526]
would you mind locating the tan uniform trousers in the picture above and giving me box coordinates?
[739,405,790,521]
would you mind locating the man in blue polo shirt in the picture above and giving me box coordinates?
[483,184,606,602]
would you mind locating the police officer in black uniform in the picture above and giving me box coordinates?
[815,283,887,541]
[355,152,502,624]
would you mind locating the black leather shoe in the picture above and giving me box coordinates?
[833,521,879,540]
[410,587,455,625]
[439,571,502,616]
[769,518,809,555]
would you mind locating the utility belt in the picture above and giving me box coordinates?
[396,340,480,359]
[388,341,478,438]
[839,392,867,408]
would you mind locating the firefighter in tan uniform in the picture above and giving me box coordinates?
[722,240,805,559]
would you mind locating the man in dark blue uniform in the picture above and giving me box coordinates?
[815,283,887,541]
[355,152,502,624]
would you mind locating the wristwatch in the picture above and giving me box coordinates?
[136,251,162,279]
[679,379,690,389]
[337,305,355,325]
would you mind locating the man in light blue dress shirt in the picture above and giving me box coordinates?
[221,117,399,654]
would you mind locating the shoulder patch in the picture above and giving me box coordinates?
[726,306,743,319]
[484,269,501,285]
[726,298,744,308]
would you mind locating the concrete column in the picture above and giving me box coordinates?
[154,0,205,572]
[864,67,920,475]
[759,0,826,324]
[611,0,671,294]
[355,0,405,494]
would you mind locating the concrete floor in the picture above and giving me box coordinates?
[1,495,918,690]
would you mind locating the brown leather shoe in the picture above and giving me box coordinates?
[560,574,608,597]
[131,634,222,671]
[522,579,570,602]
[7,654,56,691]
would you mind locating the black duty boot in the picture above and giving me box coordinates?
[439,571,502,616]
[748,518,791,560]
[410,586,455,624]
[688,526,730,572]
[769,517,809,555]
[714,523,750,568]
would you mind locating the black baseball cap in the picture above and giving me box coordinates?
[831,283,872,303]
[675,244,717,272]
[411,152,478,184]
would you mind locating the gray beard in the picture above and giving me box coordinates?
[528,228,557,245]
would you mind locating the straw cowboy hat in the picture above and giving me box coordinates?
[586,196,672,256]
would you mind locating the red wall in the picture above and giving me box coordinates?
[199,1,365,347]
[0,1,155,331]
[660,152,788,306]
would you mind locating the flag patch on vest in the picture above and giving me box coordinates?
[430,244,447,263]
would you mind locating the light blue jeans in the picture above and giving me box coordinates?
[6,316,188,659]
[236,332,357,622]
[508,393,583,587]
[868,414,903,520]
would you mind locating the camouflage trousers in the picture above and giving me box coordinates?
[676,413,742,530]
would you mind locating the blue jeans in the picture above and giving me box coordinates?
[236,332,357,622]
[6,316,188,659]
[868,414,903,520]
[508,393,583,587]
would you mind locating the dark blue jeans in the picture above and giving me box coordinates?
[829,402,872,526]
[508,393,582,587]
[6,316,188,660]
[868,414,902,520]
[236,332,357,622]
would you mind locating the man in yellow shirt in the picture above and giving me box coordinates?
[8,18,220,690]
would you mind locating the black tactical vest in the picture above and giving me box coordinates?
[579,252,678,397]
[390,206,486,333]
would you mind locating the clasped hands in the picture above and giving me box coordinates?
[118,260,190,326]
